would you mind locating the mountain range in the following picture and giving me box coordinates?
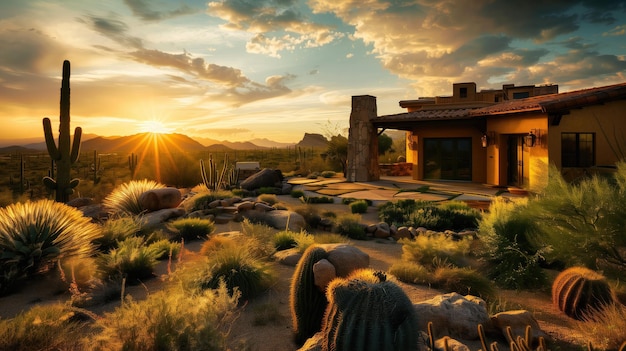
[0,132,329,153]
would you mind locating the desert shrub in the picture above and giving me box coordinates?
[0,304,87,351]
[95,216,142,251]
[147,239,181,260]
[239,219,276,259]
[102,179,166,215]
[167,218,215,241]
[389,261,431,285]
[334,213,366,240]
[292,204,322,229]
[341,198,372,206]
[432,266,496,300]
[349,199,369,214]
[183,189,234,212]
[201,245,276,300]
[90,281,239,351]
[96,236,160,284]
[0,199,101,288]
[257,193,278,205]
[199,235,238,256]
[273,230,297,251]
[478,197,548,290]
[312,233,349,244]
[290,189,305,198]
[407,207,452,230]
[577,303,626,350]
[58,256,99,291]
[438,201,481,230]
[320,170,336,178]
[257,186,280,194]
[378,199,418,226]
[304,196,334,204]
[378,199,480,231]
[533,163,626,276]
[399,234,471,268]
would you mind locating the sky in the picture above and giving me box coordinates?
[1,0,625,144]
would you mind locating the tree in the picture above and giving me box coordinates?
[378,133,394,155]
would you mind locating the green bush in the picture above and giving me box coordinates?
[304,196,334,204]
[0,304,87,351]
[202,245,276,300]
[273,230,297,251]
[167,218,215,241]
[292,204,322,229]
[378,199,480,231]
[257,193,278,205]
[378,199,418,226]
[349,200,369,214]
[102,179,166,215]
[399,234,471,268]
[389,261,431,285]
[95,216,142,251]
[533,163,626,276]
[478,197,547,289]
[90,281,238,351]
[183,189,234,212]
[147,239,181,261]
[320,171,336,178]
[0,199,101,293]
[334,214,366,240]
[341,198,372,206]
[290,190,305,198]
[433,266,496,300]
[96,236,160,284]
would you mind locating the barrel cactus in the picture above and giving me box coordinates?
[552,266,615,320]
[320,269,419,351]
[289,245,329,346]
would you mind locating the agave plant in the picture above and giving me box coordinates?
[102,179,165,215]
[0,199,101,276]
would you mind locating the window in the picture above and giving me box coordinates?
[561,133,595,167]
[423,138,472,180]
[513,92,529,99]
[459,87,468,98]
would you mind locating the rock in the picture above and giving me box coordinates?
[281,182,293,195]
[240,168,284,190]
[235,201,255,211]
[67,197,93,208]
[413,293,491,340]
[313,259,336,291]
[138,188,182,212]
[209,199,222,208]
[214,213,235,224]
[366,224,378,233]
[393,226,412,240]
[79,204,107,220]
[435,337,470,351]
[141,208,186,228]
[373,223,391,238]
[254,202,275,212]
[274,248,302,266]
[264,210,306,231]
[491,310,549,344]
[318,218,333,231]
[319,244,370,277]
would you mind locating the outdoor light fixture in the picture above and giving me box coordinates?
[481,133,489,148]
[408,133,418,150]
[525,130,537,147]
[481,131,495,148]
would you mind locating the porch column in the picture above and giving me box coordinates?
[347,95,379,182]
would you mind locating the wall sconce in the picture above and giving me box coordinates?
[524,130,537,147]
[481,131,495,148]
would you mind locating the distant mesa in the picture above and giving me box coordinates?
[296,133,328,148]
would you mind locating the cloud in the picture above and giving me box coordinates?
[123,0,197,21]
[207,0,342,56]
[79,15,143,48]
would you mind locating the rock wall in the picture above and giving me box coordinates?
[347,95,379,182]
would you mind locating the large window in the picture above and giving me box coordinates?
[561,133,595,167]
[423,138,472,180]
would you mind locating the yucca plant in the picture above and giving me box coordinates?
[102,179,165,215]
[0,199,101,279]
[94,216,142,251]
[96,236,160,284]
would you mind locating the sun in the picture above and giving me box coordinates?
[137,120,173,134]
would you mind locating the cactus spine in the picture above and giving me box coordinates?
[42,60,82,203]
[552,266,615,320]
[290,245,329,346]
[128,152,138,179]
[320,269,419,351]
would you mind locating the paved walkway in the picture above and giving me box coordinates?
[287,176,526,208]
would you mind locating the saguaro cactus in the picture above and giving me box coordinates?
[128,152,138,179]
[320,269,419,351]
[42,60,82,203]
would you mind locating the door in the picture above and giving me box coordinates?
[507,135,529,186]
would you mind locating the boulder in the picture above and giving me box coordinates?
[319,244,370,277]
[264,210,306,231]
[413,293,491,340]
[393,226,412,240]
[235,201,256,211]
[491,310,549,344]
[139,188,182,212]
[141,208,186,228]
[313,259,336,291]
[67,197,93,208]
[240,168,284,190]
[274,248,302,266]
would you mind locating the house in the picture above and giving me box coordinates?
[347,81,626,189]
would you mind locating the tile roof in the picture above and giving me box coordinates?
[374,82,626,124]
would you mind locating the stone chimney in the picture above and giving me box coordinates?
[347,95,379,182]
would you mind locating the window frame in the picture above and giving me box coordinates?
[561,132,595,167]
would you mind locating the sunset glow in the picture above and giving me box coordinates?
[0,1,625,146]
